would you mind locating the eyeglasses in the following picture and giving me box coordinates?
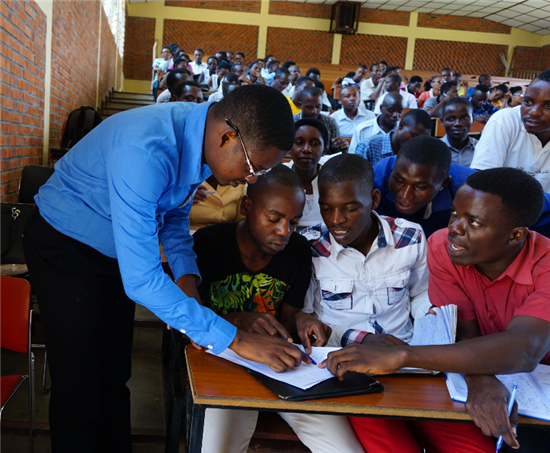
[225,118,271,178]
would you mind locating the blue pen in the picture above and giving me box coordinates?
[496,385,518,452]
[277,335,316,365]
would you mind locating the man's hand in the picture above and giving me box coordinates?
[361,333,408,347]
[176,274,202,303]
[474,116,489,124]
[465,375,519,449]
[224,312,293,342]
[331,136,349,154]
[320,343,407,379]
[229,330,305,372]
[193,184,213,204]
[238,74,252,85]
[295,312,331,355]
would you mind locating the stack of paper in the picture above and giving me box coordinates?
[410,304,457,346]
[210,345,339,390]
[446,364,550,421]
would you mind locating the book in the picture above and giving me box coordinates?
[446,364,550,422]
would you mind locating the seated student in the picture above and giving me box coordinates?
[208,73,239,101]
[239,60,265,85]
[231,63,246,79]
[453,72,468,97]
[170,81,204,103]
[330,86,375,136]
[287,76,315,115]
[488,83,509,109]
[158,56,189,92]
[423,81,459,118]
[417,75,443,108]
[156,68,192,104]
[263,59,280,86]
[293,86,348,154]
[207,60,230,92]
[284,119,330,229]
[286,64,302,97]
[467,73,493,96]
[349,92,404,154]
[190,48,208,77]
[471,70,550,191]
[197,55,218,84]
[356,109,432,164]
[260,54,275,78]
[194,165,363,453]
[440,97,478,167]
[404,75,422,98]
[152,46,171,100]
[375,75,418,113]
[301,153,432,349]
[360,63,384,101]
[507,86,523,108]
[468,84,499,123]
[305,68,332,110]
[234,51,245,65]
[441,67,453,83]
[339,64,368,88]
[322,168,550,452]
[271,67,290,94]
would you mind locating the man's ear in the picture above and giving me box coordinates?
[509,227,528,246]
[371,188,382,211]
[397,120,407,131]
[440,175,452,191]
[240,195,252,216]
[220,126,236,149]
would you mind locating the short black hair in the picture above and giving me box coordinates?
[454,72,462,78]
[167,69,190,88]
[248,60,261,69]
[173,81,202,99]
[173,57,190,69]
[194,48,204,54]
[383,66,400,77]
[535,69,550,83]
[396,136,451,181]
[441,67,452,73]
[282,60,296,68]
[357,64,368,70]
[210,85,295,152]
[274,67,290,78]
[295,118,329,147]
[319,154,374,193]
[162,46,171,52]
[224,73,239,84]
[494,83,509,94]
[369,63,379,72]
[265,54,273,61]
[379,60,388,66]
[313,80,325,93]
[386,74,402,84]
[218,60,231,71]
[223,82,241,97]
[306,68,320,77]
[479,74,491,84]
[475,84,491,94]
[410,75,423,84]
[301,86,322,99]
[296,76,314,88]
[510,86,523,95]
[236,52,245,58]
[217,50,227,59]
[231,64,245,73]
[466,168,544,228]
[442,97,473,118]
[441,81,458,94]
[400,109,432,129]
[207,56,218,64]
[267,60,280,69]
[247,164,304,201]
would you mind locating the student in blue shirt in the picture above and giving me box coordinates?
[22,85,304,453]
[373,136,550,238]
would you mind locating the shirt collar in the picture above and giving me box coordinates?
[181,102,212,186]
[487,233,534,286]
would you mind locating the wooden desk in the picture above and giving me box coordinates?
[185,347,548,452]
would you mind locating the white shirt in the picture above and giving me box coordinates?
[471,106,550,191]
[301,212,430,347]
[156,89,171,104]
[190,61,208,76]
[330,108,375,137]
[374,91,418,114]
[360,78,381,101]
[349,117,385,154]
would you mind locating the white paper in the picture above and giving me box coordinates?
[410,305,457,346]
[210,345,339,390]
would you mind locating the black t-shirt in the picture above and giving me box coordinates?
[193,222,312,317]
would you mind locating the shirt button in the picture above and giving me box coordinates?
[207,345,213,350]
[216,206,221,211]
[180,329,186,334]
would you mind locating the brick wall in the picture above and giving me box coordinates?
[266,28,333,65]
[123,16,155,81]
[269,1,331,20]
[418,13,510,34]
[514,46,542,71]
[340,34,407,67]
[540,45,550,74]
[164,19,258,64]
[414,39,508,76]
[98,9,118,111]
[359,8,409,26]
[166,1,261,14]
[1,0,46,201]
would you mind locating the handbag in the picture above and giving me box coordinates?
[1,202,34,264]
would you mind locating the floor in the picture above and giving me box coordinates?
[1,303,309,453]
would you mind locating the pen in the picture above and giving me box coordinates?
[496,385,518,452]
[276,335,316,365]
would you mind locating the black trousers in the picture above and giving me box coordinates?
[23,209,135,453]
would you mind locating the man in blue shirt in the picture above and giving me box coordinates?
[374,136,550,238]
[22,85,303,453]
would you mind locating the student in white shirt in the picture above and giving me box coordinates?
[360,63,384,102]
[471,70,550,191]
[330,86,375,137]
[190,48,208,77]
[349,92,403,154]
[374,75,417,114]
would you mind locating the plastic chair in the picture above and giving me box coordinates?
[0,275,34,452]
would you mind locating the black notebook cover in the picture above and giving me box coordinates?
[245,368,385,401]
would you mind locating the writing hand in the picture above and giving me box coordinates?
[464,375,519,449]
[295,312,331,355]
[361,333,408,347]
[319,343,406,379]
[229,330,305,372]
[224,312,293,343]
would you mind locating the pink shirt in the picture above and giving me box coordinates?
[428,229,550,364]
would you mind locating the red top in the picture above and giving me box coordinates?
[428,228,550,364]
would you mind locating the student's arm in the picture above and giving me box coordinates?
[424,96,449,117]
[371,78,385,100]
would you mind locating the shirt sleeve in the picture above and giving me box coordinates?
[107,146,237,354]
[427,232,477,321]
[470,112,514,171]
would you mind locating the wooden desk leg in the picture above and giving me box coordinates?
[185,376,205,453]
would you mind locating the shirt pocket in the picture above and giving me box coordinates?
[319,279,354,310]
[379,271,410,307]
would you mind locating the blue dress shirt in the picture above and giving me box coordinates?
[356,130,395,164]
[36,102,237,353]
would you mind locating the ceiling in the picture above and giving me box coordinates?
[127,0,550,35]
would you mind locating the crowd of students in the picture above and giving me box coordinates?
[26,41,550,453]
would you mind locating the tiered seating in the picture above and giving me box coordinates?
[99,92,155,118]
